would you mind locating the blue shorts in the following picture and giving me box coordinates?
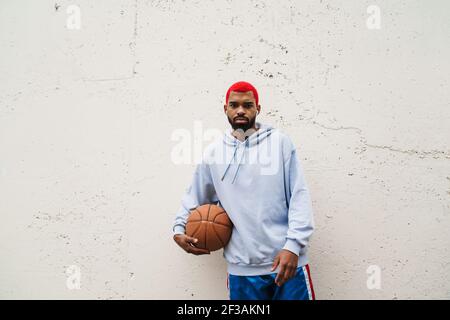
[227,264,315,300]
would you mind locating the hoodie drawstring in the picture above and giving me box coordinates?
[221,139,249,184]
[221,123,272,184]
[231,139,249,184]
[221,143,238,182]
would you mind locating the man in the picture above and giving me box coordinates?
[172,81,315,300]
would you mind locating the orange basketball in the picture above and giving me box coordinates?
[185,204,233,251]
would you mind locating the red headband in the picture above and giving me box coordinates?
[225,81,259,106]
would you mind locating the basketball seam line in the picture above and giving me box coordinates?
[212,211,228,224]
[190,221,203,238]
[205,205,212,250]
[188,217,231,234]
[213,211,226,219]
[211,223,225,248]
[190,220,231,228]
[210,221,232,228]
[194,208,203,218]
[203,216,208,249]
[206,204,211,222]
[188,211,226,223]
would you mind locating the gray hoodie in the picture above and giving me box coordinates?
[173,122,314,276]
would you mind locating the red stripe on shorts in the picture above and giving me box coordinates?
[305,264,316,300]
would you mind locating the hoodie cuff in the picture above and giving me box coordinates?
[282,239,301,256]
[173,225,186,236]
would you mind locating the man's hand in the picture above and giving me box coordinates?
[271,249,298,287]
[173,234,211,255]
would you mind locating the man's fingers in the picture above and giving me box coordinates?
[284,264,292,280]
[276,263,298,286]
[271,256,280,272]
[275,264,286,286]
[185,237,210,254]
[184,244,210,255]
[286,265,296,281]
[189,246,211,255]
[186,236,198,244]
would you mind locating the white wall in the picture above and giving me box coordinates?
[0,0,449,299]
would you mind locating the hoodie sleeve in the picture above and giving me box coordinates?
[282,140,315,256]
[172,161,219,236]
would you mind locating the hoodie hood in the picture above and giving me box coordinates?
[221,122,273,184]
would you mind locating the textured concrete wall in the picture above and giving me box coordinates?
[0,0,449,299]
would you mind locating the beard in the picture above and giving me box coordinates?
[227,115,256,133]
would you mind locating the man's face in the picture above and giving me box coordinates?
[224,91,261,132]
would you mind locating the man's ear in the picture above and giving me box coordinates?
[224,104,227,113]
[257,104,261,114]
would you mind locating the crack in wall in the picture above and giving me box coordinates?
[130,0,139,76]
[311,120,450,159]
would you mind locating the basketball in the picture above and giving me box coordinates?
[185,204,233,251]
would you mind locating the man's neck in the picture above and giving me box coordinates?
[232,126,259,142]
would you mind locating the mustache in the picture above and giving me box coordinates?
[233,116,249,121]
